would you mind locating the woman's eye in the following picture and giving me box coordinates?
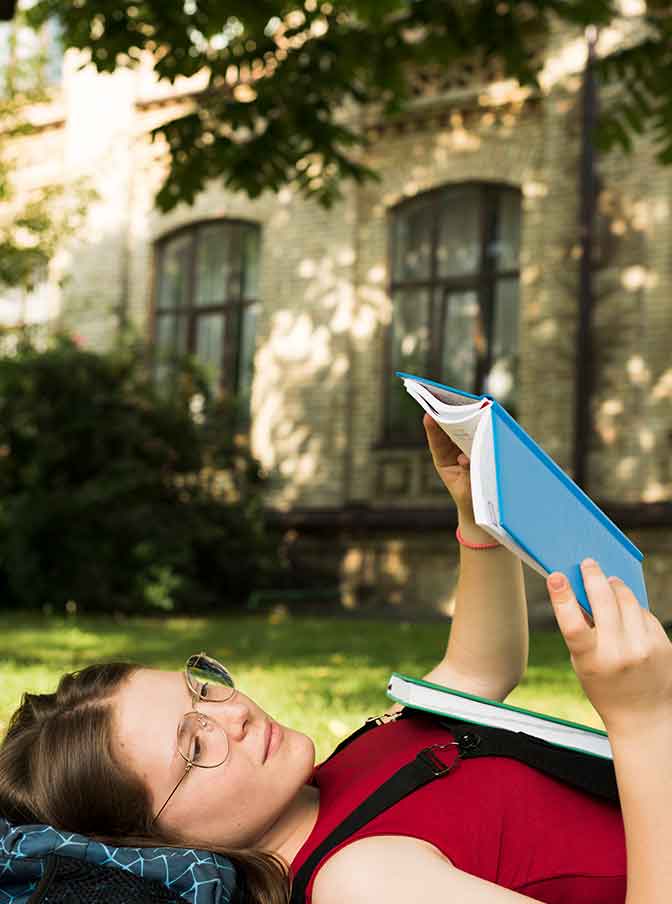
[200,682,210,698]
[192,737,201,761]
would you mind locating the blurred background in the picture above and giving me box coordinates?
[0,1,671,751]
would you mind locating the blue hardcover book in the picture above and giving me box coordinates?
[397,372,648,617]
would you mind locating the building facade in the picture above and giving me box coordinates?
[3,21,671,622]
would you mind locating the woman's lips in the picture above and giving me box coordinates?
[266,721,282,760]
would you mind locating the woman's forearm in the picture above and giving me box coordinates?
[610,721,672,904]
[419,417,528,699]
[443,517,528,699]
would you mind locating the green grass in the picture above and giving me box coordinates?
[0,612,603,763]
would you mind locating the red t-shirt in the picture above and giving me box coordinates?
[291,713,626,903]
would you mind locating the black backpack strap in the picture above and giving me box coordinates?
[325,710,619,804]
[321,707,427,766]
[435,717,619,804]
[319,715,394,765]
[291,711,620,903]
[290,731,471,903]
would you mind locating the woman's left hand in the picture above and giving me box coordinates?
[423,413,473,517]
[547,560,672,738]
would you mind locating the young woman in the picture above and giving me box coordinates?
[1,414,671,904]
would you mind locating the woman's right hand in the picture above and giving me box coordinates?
[422,414,472,516]
[546,560,672,738]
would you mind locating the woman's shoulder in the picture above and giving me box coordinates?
[311,835,454,904]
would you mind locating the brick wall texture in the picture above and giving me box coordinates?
[5,28,671,624]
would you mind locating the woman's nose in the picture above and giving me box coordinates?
[206,694,250,739]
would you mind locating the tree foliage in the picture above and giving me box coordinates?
[0,334,280,614]
[23,1,672,210]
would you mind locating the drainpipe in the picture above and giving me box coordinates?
[0,1,17,23]
[573,26,598,489]
[342,176,359,504]
[117,131,134,337]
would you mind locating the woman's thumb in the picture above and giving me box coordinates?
[546,572,593,653]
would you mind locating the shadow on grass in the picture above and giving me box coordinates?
[0,613,575,665]
[0,612,618,760]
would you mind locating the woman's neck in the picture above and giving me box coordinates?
[257,783,320,866]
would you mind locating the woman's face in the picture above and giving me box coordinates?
[112,667,316,848]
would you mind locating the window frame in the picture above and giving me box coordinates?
[381,181,521,446]
[150,217,261,400]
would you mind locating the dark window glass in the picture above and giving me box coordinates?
[195,222,242,306]
[386,184,521,441]
[392,200,433,282]
[436,187,480,278]
[157,234,191,311]
[237,301,258,413]
[439,290,480,390]
[195,312,226,392]
[153,221,260,408]
[387,288,431,435]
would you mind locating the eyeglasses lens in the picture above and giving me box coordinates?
[177,711,229,766]
[186,654,235,702]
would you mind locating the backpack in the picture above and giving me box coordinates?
[0,817,239,904]
[289,707,620,903]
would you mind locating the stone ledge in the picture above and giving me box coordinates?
[266,501,672,532]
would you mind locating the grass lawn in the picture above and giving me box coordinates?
[0,611,604,763]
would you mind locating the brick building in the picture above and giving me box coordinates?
[2,19,671,622]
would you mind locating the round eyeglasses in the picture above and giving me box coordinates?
[185,652,235,704]
[152,652,236,824]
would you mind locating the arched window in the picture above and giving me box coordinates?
[153,220,260,410]
[385,183,521,440]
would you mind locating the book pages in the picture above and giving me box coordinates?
[470,407,498,527]
[387,673,612,760]
[403,380,485,457]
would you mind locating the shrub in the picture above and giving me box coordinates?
[0,334,278,614]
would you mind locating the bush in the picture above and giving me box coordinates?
[0,334,279,614]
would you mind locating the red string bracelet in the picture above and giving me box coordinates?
[455,526,502,550]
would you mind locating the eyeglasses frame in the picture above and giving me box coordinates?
[151,652,236,825]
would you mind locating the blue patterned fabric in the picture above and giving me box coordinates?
[0,818,237,904]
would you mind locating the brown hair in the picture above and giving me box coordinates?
[0,662,290,904]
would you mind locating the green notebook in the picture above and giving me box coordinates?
[387,672,612,760]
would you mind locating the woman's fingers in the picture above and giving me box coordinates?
[549,562,672,733]
[423,414,460,469]
[423,414,463,477]
[547,572,596,656]
[548,561,624,650]
[549,562,644,659]
[579,559,623,637]
[608,576,648,645]
[423,415,470,467]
